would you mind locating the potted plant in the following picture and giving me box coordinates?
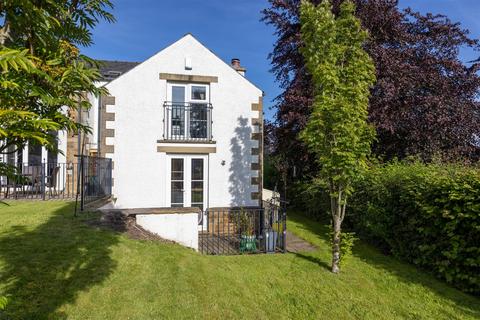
[232,208,257,253]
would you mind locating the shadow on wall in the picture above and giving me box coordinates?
[0,203,119,319]
[229,116,253,207]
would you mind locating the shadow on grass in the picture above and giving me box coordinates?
[0,202,119,319]
[294,252,331,271]
[288,212,480,318]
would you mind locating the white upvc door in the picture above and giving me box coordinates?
[166,154,208,210]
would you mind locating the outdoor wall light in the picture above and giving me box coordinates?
[221,160,226,166]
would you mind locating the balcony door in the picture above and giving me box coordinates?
[167,154,208,210]
[167,83,210,140]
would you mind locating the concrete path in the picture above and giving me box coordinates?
[286,231,317,253]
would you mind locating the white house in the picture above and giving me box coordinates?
[90,34,264,210]
[0,34,264,210]
[0,34,276,252]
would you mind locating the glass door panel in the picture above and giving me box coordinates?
[189,85,208,139]
[171,86,186,139]
[191,158,204,210]
[171,158,184,207]
[189,106,208,139]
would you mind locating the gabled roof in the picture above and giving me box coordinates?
[97,34,262,92]
[96,60,140,81]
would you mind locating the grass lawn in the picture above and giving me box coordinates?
[0,201,479,319]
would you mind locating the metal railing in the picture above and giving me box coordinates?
[0,156,112,205]
[77,156,113,209]
[199,201,287,255]
[162,102,213,142]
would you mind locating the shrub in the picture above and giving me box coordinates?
[348,162,480,295]
[328,230,358,267]
[290,180,331,220]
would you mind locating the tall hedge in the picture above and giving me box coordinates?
[348,162,480,295]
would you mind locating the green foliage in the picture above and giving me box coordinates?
[329,229,358,266]
[263,153,277,190]
[290,179,330,219]
[0,43,104,153]
[0,1,113,161]
[1,1,115,50]
[230,208,255,236]
[0,296,7,310]
[299,0,376,272]
[0,295,8,319]
[348,162,480,294]
[299,0,376,199]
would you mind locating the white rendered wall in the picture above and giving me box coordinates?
[57,130,67,163]
[105,34,263,209]
[85,93,100,151]
[136,213,199,250]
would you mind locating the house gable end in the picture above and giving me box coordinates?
[104,34,262,95]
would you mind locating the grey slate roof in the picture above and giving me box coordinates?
[96,60,140,81]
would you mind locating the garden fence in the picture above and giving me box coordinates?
[199,199,287,255]
[0,156,112,208]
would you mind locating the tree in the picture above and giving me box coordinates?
[299,0,376,273]
[262,0,480,173]
[0,0,114,176]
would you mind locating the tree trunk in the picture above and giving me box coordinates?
[330,184,345,274]
[331,213,341,273]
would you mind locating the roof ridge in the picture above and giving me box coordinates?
[97,59,141,63]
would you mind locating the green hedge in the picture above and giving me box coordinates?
[348,162,480,295]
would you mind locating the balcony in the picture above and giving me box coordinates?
[162,102,213,142]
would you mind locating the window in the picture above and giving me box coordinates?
[28,143,42,166]
[167,83,210,140]
[191,86,207,101]
[172,86,186,103]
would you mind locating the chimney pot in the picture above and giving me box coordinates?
[231,58,246,76]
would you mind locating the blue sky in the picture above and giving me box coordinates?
[82,0,480,121]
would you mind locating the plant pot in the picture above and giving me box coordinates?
[240,235,257,253]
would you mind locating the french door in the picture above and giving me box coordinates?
[166,83,210,140]
[167,155,208,210]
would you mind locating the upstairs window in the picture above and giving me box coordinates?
[191,86,207,101]
[165,83,211,141]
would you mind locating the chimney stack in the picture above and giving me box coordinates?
[231,58,246,76]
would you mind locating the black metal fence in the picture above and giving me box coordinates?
[199,200,287,255]
[0,156,112,206]
[78,156,113,209]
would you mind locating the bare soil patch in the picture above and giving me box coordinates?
[84,210,174,243]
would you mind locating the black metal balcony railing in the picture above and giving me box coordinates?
[163,102,213,142]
